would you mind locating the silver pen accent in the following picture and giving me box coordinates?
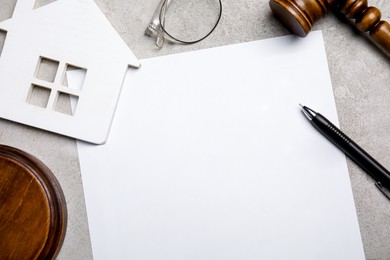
[299,103,315,120]
[300,104,390,201]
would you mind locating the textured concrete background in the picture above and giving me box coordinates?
[1,0,390,259]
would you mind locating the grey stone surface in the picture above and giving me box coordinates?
[1,0,389,259]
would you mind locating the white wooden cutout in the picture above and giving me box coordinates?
[0,0,140,144]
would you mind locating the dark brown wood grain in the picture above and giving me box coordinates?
[269,0,333,37]
[269,0,390,55]
[0,145,67,260]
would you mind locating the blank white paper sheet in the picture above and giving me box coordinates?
[76,31,365,260]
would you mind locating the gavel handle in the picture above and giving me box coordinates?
[269,0,390,56]
[333,1,390,56]
[369,21,390,55]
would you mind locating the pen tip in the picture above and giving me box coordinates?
[300,105,316,120]
[299,103,303,108]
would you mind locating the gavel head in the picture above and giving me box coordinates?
[269,0,336,37]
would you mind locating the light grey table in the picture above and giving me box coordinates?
[1,0,389,259]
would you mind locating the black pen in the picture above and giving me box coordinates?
[300,104,390,200]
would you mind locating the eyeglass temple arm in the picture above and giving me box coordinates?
[145,0,173,48]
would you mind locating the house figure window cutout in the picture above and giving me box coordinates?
[0,0,140,144]
[28,56,86,116]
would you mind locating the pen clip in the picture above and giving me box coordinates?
[375,181,390,200]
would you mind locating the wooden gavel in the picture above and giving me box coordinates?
[269,0,390,55]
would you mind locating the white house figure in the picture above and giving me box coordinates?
[0,0,140,144]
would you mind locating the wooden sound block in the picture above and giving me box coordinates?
[0,145,67,259]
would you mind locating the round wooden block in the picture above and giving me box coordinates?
[0,145,67,259]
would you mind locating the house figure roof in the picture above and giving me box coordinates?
[0,0,140,144]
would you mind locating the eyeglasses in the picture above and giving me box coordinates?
[145,0,223,48]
